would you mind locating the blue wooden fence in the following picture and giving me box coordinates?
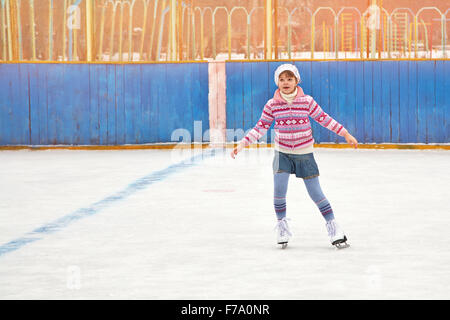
[0,63,209,145]
[226,60,449,144]
[0,60,449,146]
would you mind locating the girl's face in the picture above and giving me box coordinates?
[278,73,298,95]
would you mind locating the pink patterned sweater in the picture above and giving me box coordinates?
[241,86,347,153]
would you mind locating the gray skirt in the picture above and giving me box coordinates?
[272,150,320,179]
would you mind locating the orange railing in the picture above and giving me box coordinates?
[0,0,448,62]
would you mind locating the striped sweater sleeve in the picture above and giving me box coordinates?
[241,102,274,146]
[308,97,347,136]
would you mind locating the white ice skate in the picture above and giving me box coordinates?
[275,218,292,249]
[326,219,349,249]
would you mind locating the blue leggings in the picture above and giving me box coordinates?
[273,171,335,221]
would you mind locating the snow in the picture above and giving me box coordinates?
[0,147,449,299]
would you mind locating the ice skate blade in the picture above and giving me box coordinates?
[332,236,347,246]
[278,242,288,249]
[334,242,350,250]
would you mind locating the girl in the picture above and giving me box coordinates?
[230,64,358,249]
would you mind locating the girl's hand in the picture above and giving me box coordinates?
[344,132,358,148]
[230,143,244,159]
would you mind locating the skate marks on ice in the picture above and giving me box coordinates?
[1,148,449,299]
[0,148,224,257]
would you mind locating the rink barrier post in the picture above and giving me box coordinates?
[208,60,227,146]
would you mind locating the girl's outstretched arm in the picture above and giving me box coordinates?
[309,98,358,149]
[230,101,274,158]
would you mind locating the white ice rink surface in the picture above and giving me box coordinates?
[0,147,449,299]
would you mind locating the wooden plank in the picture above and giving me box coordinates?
[94,63,112,145]
[208,62,218,143]
[417,61,435,144]
[328,61,339,143]
[105,64,117,145]
[123,64,141,144]
[434,60,446,143]
[140,65,152,143]
[319,61,331,142]
[178,63,193,141]
[196,62,210,142]
[427,61,436,144]
[380,61,393,143]
[310,61,322,143]
[11,64,30,145]
[61,64,75,145]
[88,64,101,145]
[164,64,185,143]
[79,64,92,145]
[408,61,418,142]
[390,62,400,143]
[27,64,38,145]
[66,64,90,145]
[115,65,126,145]
[46,64,65,145]
[156,64,170,143]
[161,64,175,143]
[148,64,165,143]
[0,67,6,143]
[363,61,373,143]
[372,60,382,143]
[354,61,364,143]
[242,62,253,141]
[250,61,270,143]
[445,61,450,143]
[134,65,144,144]
[398,61,409,143]
[0,64,15,145]
[336,61,347,144]
[28,63,44,145]
[344,60,356,143]
[65,64,77,145]
[225,62,242,142]
[190,63,200,142]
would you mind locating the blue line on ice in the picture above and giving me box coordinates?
[0,148,222,258]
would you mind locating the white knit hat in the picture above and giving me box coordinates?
[274,64,301,86]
